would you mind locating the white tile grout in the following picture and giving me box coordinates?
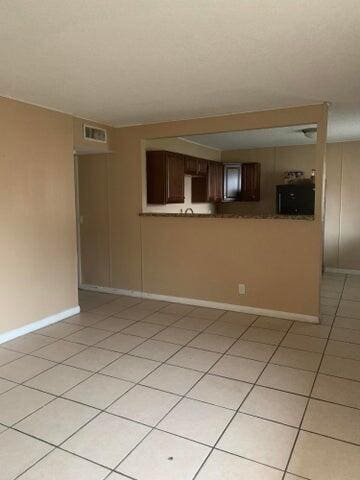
[0,280,359,479]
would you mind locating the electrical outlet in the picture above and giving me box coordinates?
[238,284,246,295]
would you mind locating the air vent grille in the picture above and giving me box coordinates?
[83,124,107,143]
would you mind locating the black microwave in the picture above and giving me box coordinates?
[277,184,315,215]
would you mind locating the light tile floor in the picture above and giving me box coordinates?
[0,273,360,479]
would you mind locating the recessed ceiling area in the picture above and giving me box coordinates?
[182,125,317,151]
[0,0,360,142]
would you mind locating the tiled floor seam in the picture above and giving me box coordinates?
[6,341,243,435]
[191,317,295,479]
[6,300,190,480]
[8,305,233,479]
[2,308,182,449]
[2,286,359,479]
[2,312,360,419]
[113,311,263,477]
[112,310,250,475]
[4,362,346,411]
[282,274,347,479]
[1,302,188,393]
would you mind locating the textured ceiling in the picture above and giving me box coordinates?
[182,125,317,150]
[0,0,360,141]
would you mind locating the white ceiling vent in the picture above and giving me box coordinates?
[83,124,107,143]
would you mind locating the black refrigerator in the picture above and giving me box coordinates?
[276,184,315,215]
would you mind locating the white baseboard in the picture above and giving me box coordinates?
[81,284,143,298]
[80,284,318,324]
[325,267,360,275]
[0,306,80,345]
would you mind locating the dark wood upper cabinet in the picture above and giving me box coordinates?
[184,156,198,175]
[223,162,260,202]
[146,150,185,204]
[208,161,223,203]
[215,162,223,201]
[184,155,208,176]
[147,149,227,205]
[241,163,261,201]
[197,158,208,176]
[167,152,185,202]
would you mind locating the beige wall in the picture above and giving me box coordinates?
[101,105,327,318]
[218,141,360,271]
[141,216,320,314]
[143,137,221,214]
[78,154,112,286]
[0,97,78,336]
[0,101,327,340]
[324,141,360,270]
[219,145,315,215]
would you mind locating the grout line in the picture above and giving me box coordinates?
[2,282,359,479]
[1,301,360,409]
[1,306,180,431]
[7,299,197,480]
[282,273,347,479]
[111,308,240,475]
[7,302,225,479]
[191,318,295,479]
[109,312,257,475]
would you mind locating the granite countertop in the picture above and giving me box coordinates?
[140,212,315,220]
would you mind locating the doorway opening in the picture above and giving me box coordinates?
[74,152,112,290]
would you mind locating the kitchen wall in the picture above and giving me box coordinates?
[324,141,360,270]
[143,137,221,214]
[218,144,315,215]
[0,97,78,337]
[0,100,327,341]
[141,215,320,315]
[104,104,327,319]
[217,140,360,271]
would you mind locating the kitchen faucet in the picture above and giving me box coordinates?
[184,208,194,215]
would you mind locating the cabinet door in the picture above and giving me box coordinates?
[208,161,223,202]
[207,161,217,202]
[184,155,198,175]
[197,159,208,176]
[223,164,242,201]
[146,151,166,204]
[215,162,223,201]
[166,152,185,203]
[241,163,260,201]
[184,156,208,176]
